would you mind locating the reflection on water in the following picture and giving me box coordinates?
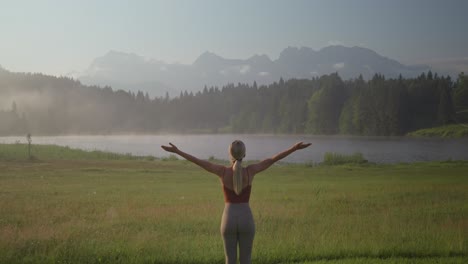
[1,134,467,164]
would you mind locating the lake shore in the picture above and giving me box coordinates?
[2,134,468,164]
[407,124,468,138]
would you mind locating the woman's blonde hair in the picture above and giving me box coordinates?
[229,140,246,195]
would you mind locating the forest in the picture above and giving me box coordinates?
[1,67,468,136]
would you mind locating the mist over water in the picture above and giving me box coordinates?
[1,134,467,164]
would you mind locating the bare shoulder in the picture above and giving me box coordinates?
[214,164,230,178]
[246,158,273,176]
[245,164,257,178]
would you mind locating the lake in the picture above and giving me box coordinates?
[1,134,467,164]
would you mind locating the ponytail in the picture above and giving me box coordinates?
[229,140,246,195]
[232,159,243,195]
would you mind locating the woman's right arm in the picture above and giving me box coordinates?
[247,142,311,175]
[161,143,225,177]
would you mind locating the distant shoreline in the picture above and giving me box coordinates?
[1,127,468,138]
[1,143,468,165]
[406,124,468,138]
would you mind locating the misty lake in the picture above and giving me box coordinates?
[1,134,468,164]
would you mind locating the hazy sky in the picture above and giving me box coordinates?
[1,0,467,76]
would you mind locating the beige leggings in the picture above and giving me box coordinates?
[220,203,255,264]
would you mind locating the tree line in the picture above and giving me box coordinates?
[1,68,467,136]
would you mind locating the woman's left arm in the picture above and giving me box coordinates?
[246,142,311,176]
[161,143,225,177]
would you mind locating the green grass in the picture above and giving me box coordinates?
[297,257,466,263]
[0,144,467,263]
[322,152,367,165]
[407,124,468,138]
[0,143,155,161]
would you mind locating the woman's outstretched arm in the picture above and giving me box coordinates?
[161,143,225,177]
[247,142,311,175]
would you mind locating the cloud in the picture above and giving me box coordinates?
[419,57,468,74]
[65,70,81,79]
[239,65,251,75]
[333,62,345,70]
[258,71,270,76]
[84,64,105,77]
[328,40,344,46]
[310,71,319,76]
[405,57,468,77]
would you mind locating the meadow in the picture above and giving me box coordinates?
[0,144,467,263]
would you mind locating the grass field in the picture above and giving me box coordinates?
[0,144,467,263]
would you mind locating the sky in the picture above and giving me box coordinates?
[0,0,467,76]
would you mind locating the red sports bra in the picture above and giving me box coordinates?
[222,168,252,203]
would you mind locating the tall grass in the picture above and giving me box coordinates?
[0,143,155,161]
[0,157,467,263]
[322,152,367,165]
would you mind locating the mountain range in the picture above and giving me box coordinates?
[77,45,432,97]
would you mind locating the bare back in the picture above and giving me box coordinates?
[221,167,254,191]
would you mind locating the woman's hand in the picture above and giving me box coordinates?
[293,142,311,151]
[160,142,225,177]
[161,143,179,153]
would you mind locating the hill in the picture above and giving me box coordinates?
[1,67,465,136]
[78,45,431,97]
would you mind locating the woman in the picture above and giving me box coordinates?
[161,140,311,264]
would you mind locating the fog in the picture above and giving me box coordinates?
[1,66,466,138]
[0,89,54,113]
